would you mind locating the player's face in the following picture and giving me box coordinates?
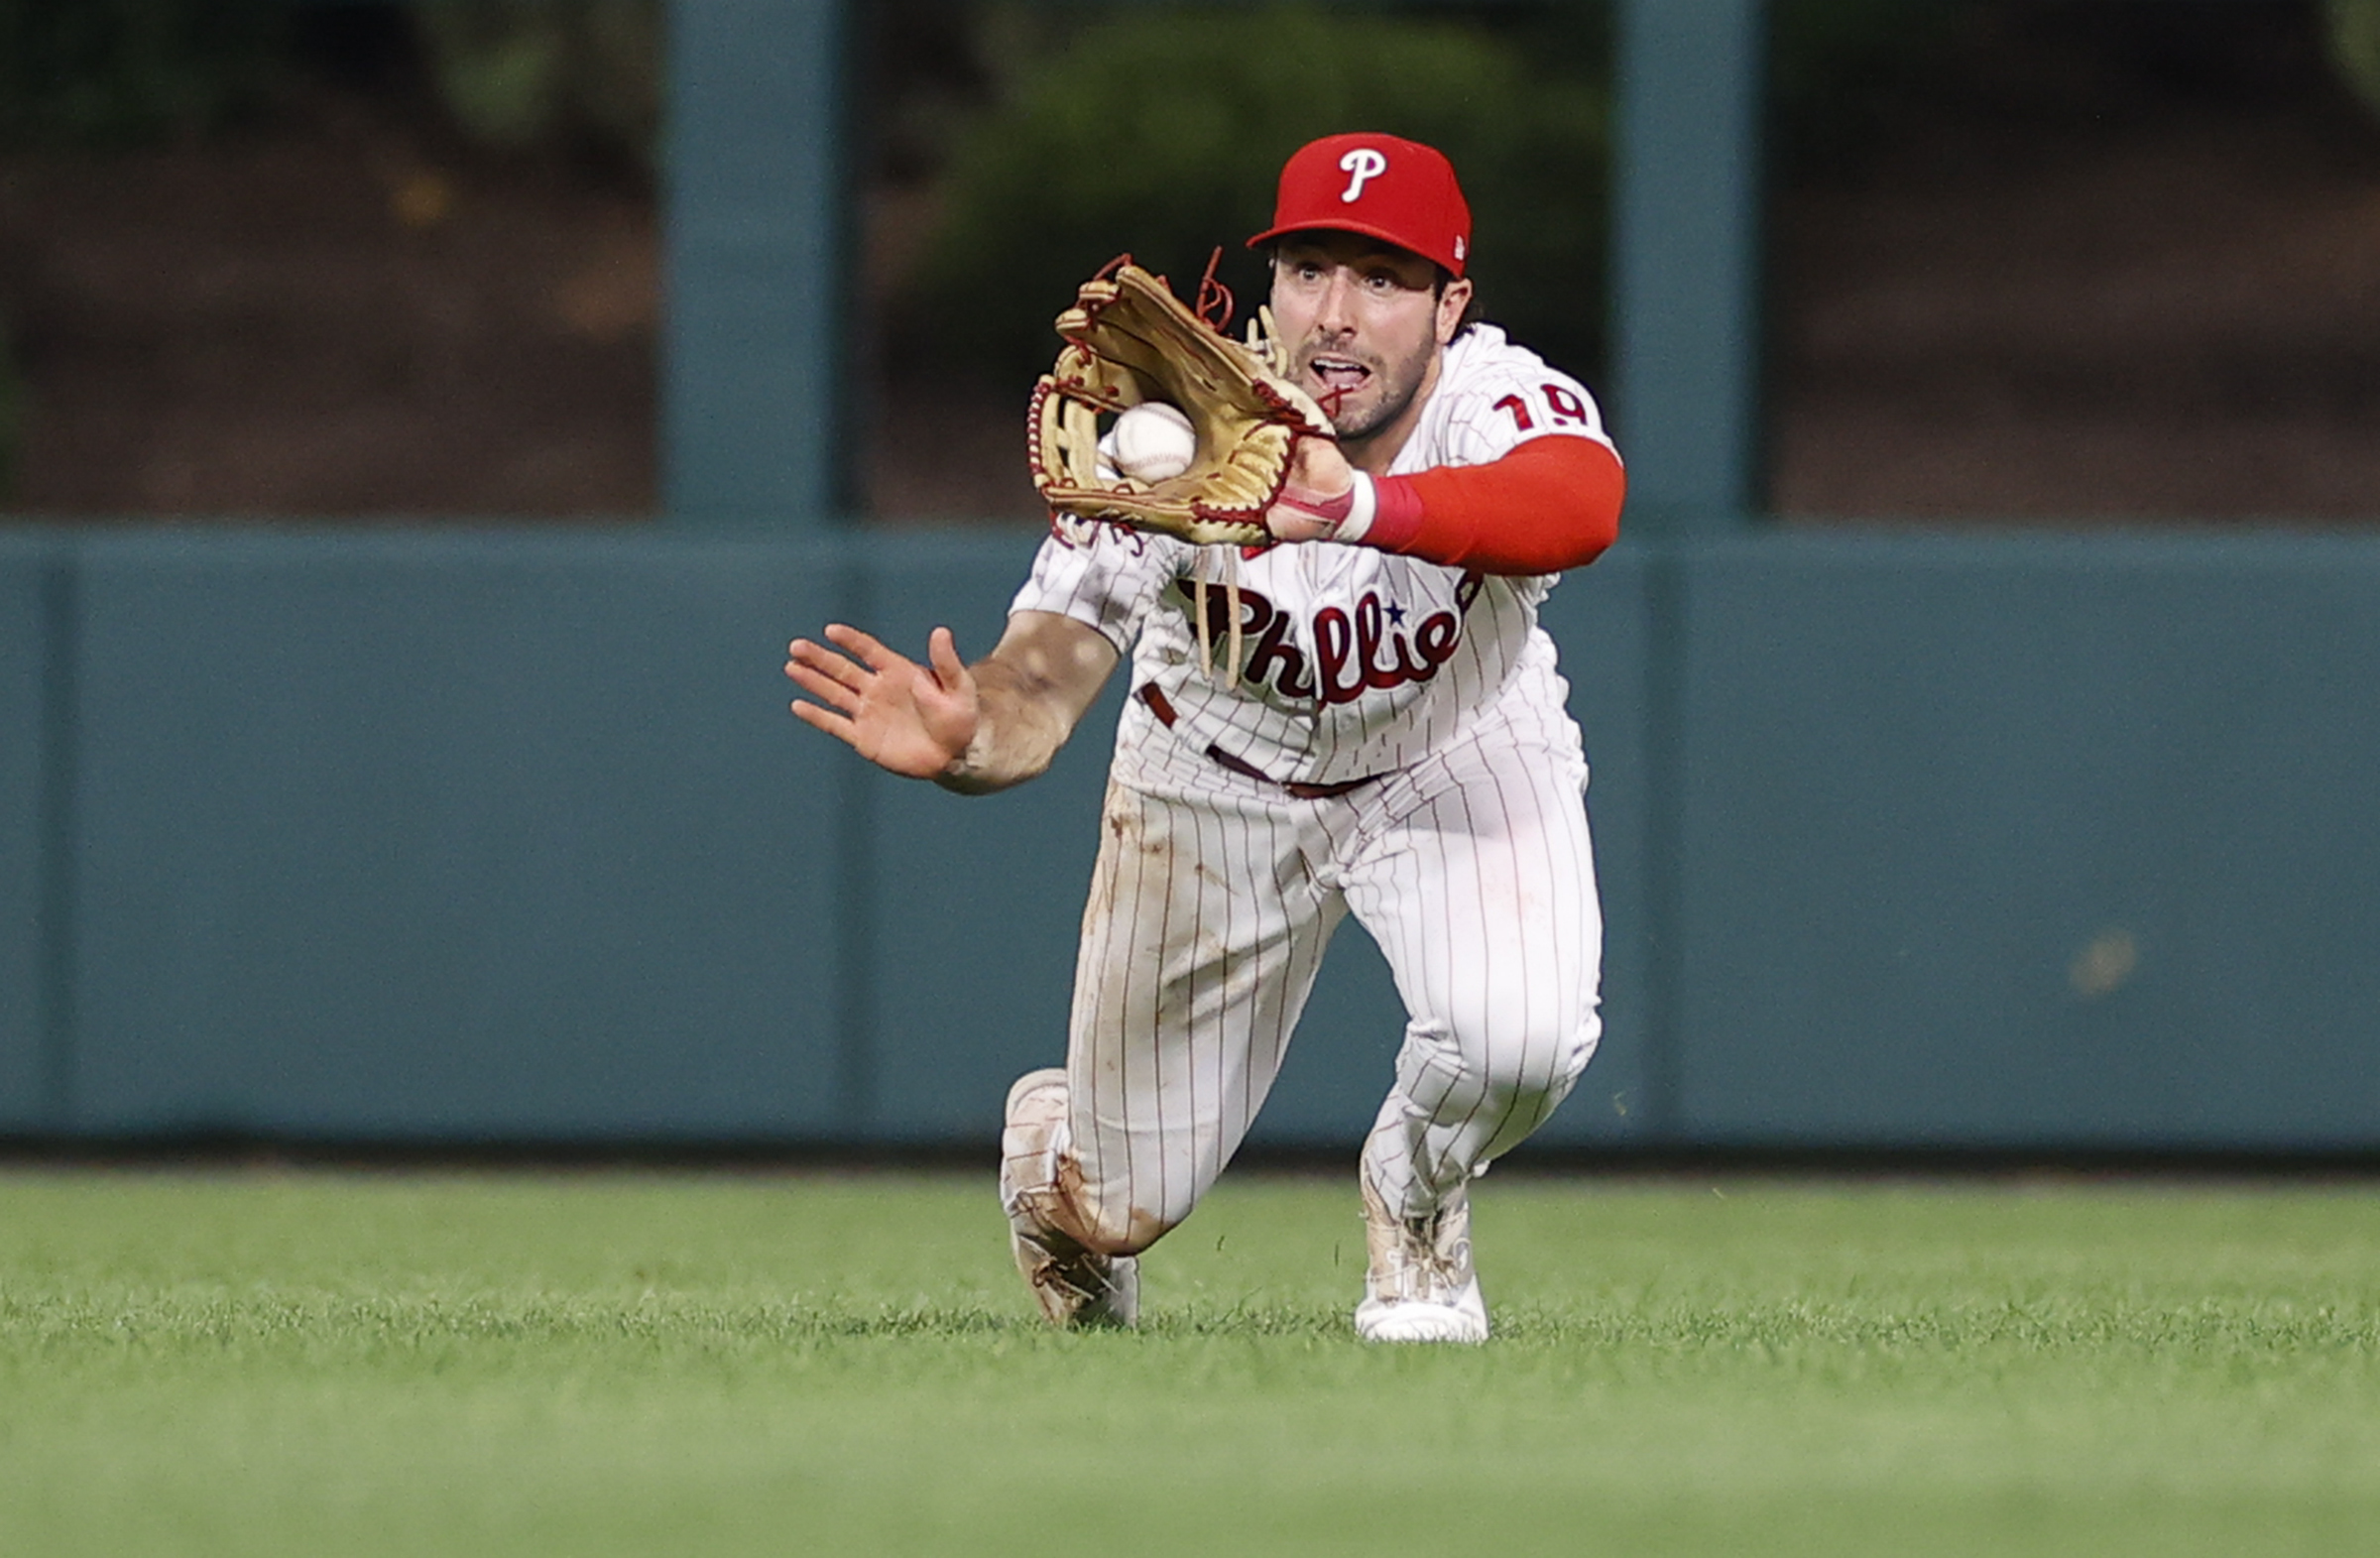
[1268,232,1473,458]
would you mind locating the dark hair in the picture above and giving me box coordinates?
[1433,267,1484,337]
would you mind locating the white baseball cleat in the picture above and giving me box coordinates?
[1354,1167,1489,1344]
[1001,1068,1138,1328]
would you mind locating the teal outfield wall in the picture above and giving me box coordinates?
[1,527,2375,1152]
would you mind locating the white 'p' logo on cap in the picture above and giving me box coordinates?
[1338,148,1387,202]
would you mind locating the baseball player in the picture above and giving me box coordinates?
[786,133,1624,1342]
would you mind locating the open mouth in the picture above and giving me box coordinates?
[1305,354,1372,399]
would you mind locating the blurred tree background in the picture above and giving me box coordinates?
[0,0,287,147]
[411,0,658,168]
[858,1,1617,517]
[0,0,655,169]
[0,0,660,516]
[1759,0,2380,520]
[886,3,1611,386]
[2,0,2377,519]
[862,0,2380,523]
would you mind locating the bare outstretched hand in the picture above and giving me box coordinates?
[785,624,979,779]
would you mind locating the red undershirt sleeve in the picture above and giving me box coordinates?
[1361,434,1625,575]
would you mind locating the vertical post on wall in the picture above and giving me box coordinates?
[35,553,77,1134]
[1611,0,1765,533]
[1610,0,1766,1143]
[663,0,848,527]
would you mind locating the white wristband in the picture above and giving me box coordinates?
[1333,471,1377,543]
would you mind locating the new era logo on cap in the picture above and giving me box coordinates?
[1249,132,1474,278]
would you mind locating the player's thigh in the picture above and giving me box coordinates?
[1070,779,1334,1041]
[1342,736,1603,1069]
[1066,779,1340,1225]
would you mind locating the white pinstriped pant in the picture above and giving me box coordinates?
[1055,716,1603,1256]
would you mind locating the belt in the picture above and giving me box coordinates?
[1138,684,1385,800]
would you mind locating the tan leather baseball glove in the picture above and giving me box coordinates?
[1028,260,1336,548]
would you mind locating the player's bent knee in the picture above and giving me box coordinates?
[1390,1009,1602,1137]
[1477,1012,1602,1105]
[1068,1190,1186,1258]
[1454,1021,1595,1163]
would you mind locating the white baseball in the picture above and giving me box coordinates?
[1111,402,1197,482]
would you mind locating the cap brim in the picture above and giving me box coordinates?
[1245,220,1464,278]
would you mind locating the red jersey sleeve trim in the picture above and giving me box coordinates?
[1361,434,1624,574]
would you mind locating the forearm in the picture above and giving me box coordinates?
[933,610,1119,795]
[1345,435,1624,574]
[935,662,1079,794]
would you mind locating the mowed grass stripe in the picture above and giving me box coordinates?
[0,1170,2373,1557]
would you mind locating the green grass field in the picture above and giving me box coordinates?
[1,1168,2375,1556]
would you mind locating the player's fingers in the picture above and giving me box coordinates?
[823,622,895,669]
[787,638,868,690]
[788,699,857,741]
[926,626,967,688]
[784,660,862,712]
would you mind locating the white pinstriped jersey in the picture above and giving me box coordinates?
[1012,323,1614,787]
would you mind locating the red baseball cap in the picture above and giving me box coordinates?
[1246,132,1473,278]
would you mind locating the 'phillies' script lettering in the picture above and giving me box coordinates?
[1178,578,1479,705]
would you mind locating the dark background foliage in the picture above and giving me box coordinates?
[0,0,287,148]
[890,4,1611,382]
[4,1,2379,518]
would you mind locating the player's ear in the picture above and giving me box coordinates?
[1435,277,1474,345]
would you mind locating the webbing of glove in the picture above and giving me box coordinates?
[1027,264,1335,549]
